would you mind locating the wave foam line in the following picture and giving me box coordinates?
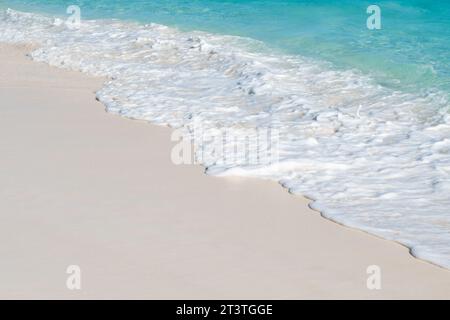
[2,8,450,268]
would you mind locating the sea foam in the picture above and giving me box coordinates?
[1,9,450,268]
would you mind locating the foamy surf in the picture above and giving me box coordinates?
[1,8,449,268]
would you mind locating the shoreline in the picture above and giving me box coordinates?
[1,43,449,299]
[2,7,450,270]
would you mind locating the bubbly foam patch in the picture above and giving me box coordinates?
[1,9,450,268]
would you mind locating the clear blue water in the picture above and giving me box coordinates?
[2,0,450,95]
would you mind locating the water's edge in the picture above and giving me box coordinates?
[18,40,447,270]
[2,8,449,269]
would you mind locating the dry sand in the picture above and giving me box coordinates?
[0,43,449,299]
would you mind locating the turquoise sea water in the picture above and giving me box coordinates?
[1,1,450,268]
[2,0,450,95]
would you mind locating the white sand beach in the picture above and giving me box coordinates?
[0,43,449,299]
